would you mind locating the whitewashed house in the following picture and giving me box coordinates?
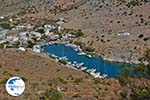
[33,45,41,53]
[0,16,4,19]
[18,32,29,45]
[6,36,14,41]
[15,25,26,30]
[18,47,26,52]
[57,17,65,25]
[44,24,55,35]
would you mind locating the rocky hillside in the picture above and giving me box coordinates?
[0,0,84,16]
[61,0,150,64]
[0,49,121,100]
[0,0,150,63]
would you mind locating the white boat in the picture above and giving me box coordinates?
[91,72,100,78]
[76,63,84,68]
[90,69,96,73]
[77,52,86,56]
[77,63,84,67]
[86,68,96,73]
[73,61,77,64]
[65,44,71,46]
[59,56,68,61]
[102,73,108,78]
[80,67,87,71]
[71,63,76,67]
[74,48,78,51]
[51,54,57,58]
[67,61,71,65]
[78,62,84,66]
[87,54,92,58]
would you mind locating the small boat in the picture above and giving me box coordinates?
[102,73,108,78]
[91,72,100,78]
[76,63,84,68]
[87,54,92,58]
[77,52,86,56]
[67,61,71,65]
[59,56,68,61]
[51,54,57,58]
[78,62,84,66]
[86,68,96,73]
[73,61,77,64]
[71,63,76,67]
[80,67,87,71]
[74,48,78,51]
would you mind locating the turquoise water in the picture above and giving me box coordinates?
[43,43,133,78]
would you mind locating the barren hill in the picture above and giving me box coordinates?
[0,49,120,100]
[0,0,150,63]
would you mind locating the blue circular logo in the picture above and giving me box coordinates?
[6,77,25,96]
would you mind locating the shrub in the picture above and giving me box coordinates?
[36,28,45,34]
[39,89,64,100]
[58,59,67,65]
[85,46,95,52]
[74,78,83,85]
[93,78,102,84]
[21,77,28,82]
[71,30,84,37]
[0,43,4,48]
[51,28,60,35]
[57,77,67,84]
[0,23,11,29]
[0,78,7,84]
[27,40,35,48]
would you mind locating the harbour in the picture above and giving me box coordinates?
[43,43,133,78]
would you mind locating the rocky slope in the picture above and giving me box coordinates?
[0,0,150,63]
[0,49,121,100]
[61,0,150,64]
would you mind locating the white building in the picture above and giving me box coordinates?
[0,16,4,19]
[15,25,26,30]
[44,24,55,35]
[33,45,41,53]
[18,47,26,52]
[57,17,65,25]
